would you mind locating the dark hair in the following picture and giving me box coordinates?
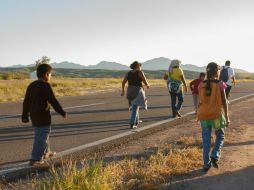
[36,64,52,78]
[225,60,231,66]
[205,62,220,96]
[199,72,206,78]
[130,61,141,70]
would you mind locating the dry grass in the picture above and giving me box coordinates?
[33,137,202,190]
[0,78,253,103]
[0,78,166,103]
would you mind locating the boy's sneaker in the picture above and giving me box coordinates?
[43,151,56,159]
[130,124,137,129]
[211,157,219,168]
[135,120,142,126]
[29,159,45,166]
[175,110,182,117]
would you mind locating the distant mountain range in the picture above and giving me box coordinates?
[4,57,248,73]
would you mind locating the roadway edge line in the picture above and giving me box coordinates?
[1,93,254,178]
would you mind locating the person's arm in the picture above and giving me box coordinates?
[231,68,236,86]
[232,76,236,86]
[121,73,128,96]
[180,75,188,92]
[163,73,168,80]
[189,80,195,91]
[47,84,66,118]
[21,87,30,123]
[221,89,230,126]
[140,71,150,89]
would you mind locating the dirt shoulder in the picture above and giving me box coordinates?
[169,97,254,190]
[102,97,254,190]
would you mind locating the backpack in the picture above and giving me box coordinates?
[219,66,229,82]
[167,79,182,93]
[197,80,222,120]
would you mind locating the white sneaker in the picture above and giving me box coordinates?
[130,124,137,129]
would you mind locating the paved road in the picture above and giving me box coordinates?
[0,82,254,169]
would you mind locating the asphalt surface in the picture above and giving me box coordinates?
[0,82,254,170]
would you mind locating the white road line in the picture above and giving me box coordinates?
[64,103,105,110]
[1,93,254,176]
[0,102,105,120]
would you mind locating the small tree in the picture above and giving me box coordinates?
[34,56,51,69]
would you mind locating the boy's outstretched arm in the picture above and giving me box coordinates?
[48,85,66,118]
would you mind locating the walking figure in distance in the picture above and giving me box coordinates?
[121,61,150,129]
[22,64,67,166]
[197,62,230,172]
[219,60,236,100]
[190,72,206,113]
[164,59,187,118]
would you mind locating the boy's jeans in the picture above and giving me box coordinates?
[201,124,225,167]
[170,91,184,114]
[130,105,140,125]
[31,126,51,161]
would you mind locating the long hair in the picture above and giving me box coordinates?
[205,62,220,96]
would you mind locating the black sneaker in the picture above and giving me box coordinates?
[211,157,219,168]
[203,162,212,172]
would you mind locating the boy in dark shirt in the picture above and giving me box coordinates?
[190,72,206,113]
[22,64,66,166]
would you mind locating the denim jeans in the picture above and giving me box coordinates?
[170,91,184,115]
[31,126,51,161]
[201,124,225,167]
[130,105,140,125]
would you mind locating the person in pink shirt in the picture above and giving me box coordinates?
[190,72,206,113]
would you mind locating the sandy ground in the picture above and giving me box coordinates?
[103,97,254,190]
[169,97,254,190]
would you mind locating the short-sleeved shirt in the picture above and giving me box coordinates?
[221,65,235,86]
[190,78,203,95]
[166,68,184,92]
[167,68,184,80]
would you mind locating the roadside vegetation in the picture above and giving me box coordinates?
[1,66,253,103]
[33,136,202,190]
[0,78,167,103]
[1,76,254,103]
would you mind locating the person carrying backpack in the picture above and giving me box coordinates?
[164,59,187,118]
[197,62,230,172]
[219,60,236,99]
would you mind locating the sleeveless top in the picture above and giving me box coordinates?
[127,70,143,87]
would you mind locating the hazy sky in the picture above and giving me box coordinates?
[1,0,254,71]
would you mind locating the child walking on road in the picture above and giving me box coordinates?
[197,62,230,172]
[190,72,206,113]
[22,64,67,166]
